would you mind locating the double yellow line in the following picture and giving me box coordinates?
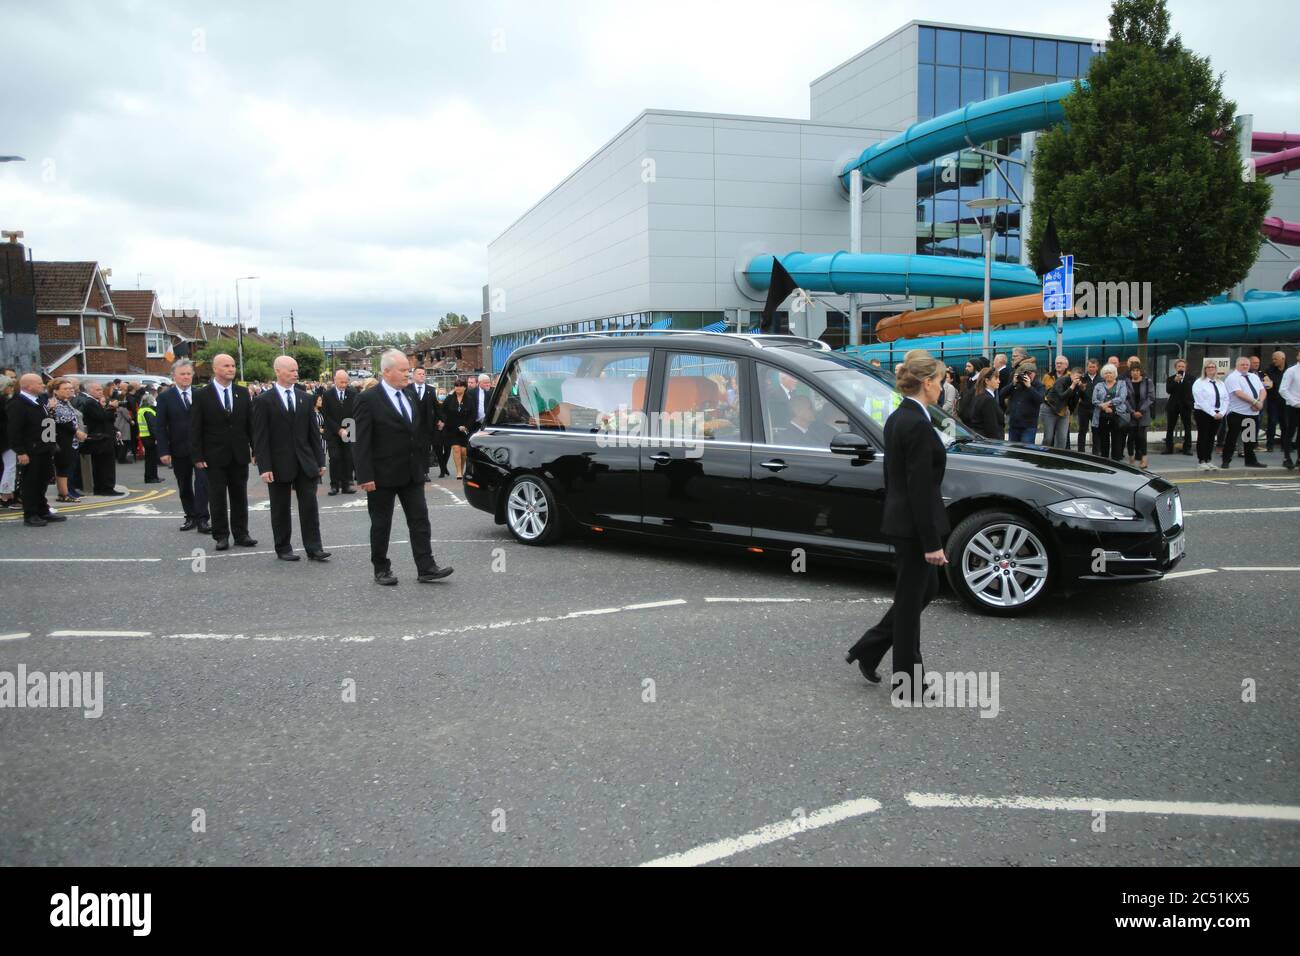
[0,486,175,521]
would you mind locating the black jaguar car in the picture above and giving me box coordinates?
[464,331,1185,615]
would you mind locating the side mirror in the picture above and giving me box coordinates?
[830,432,875,460]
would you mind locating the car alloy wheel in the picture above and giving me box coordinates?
[947,511,1051,614]
[506,477,552,543]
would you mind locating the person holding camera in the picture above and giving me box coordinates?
[1091,363,1131,462]
[1040,355,1078,449]
[999,359,1045,444]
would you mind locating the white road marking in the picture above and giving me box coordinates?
[402,598,689,642]
[0,632,32,641]
[49,630,151,638]
[623,599,689,610]
[1219,566,1300,572]
[705,596,812,603]
[0,557,162,563]
[640,798,883,867]
[906,792,1300,822]
[1184,506,1300,515]
[97,504,162,515]
[174,539,496,560]
[433,483,466,506]
[1160,568,1218,580]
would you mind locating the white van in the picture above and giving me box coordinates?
[65,373,174,390]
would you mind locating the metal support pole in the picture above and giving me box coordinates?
[1020,131,1036,269]
[235,282,244,381]
[849,169,863,347]
[981,220,994,359]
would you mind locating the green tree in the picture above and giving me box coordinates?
[1028,0,1271,362]
[197,337,276,382]
[438,312,469,332]
[289,342,325,380]
[345,330,383,349]
[381,331,413,350]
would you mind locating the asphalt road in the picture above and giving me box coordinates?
[1,453,1297,866]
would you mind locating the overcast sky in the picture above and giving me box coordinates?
[1,0,1294,340]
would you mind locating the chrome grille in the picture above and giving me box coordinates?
[1154,491,1181,532]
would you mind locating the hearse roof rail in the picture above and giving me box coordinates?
[532,330,831,351]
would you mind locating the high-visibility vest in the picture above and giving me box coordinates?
[137,405,156,438]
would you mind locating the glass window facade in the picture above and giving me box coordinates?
[915,27,1093,270]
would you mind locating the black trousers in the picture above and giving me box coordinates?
[142,437,159,481]
[89,442,116,492]
[1126,422,1148,459]
[1265,401,1284,449]
[848,537,938,685]
[1076,407,1093,452]
[205,460,250,539]
[326,433,353,489]
[19,451,53,517]
[269,471,322,554]
[1164,404,1192,453]
[1194,410,1220,463]
[435,437,451,475]
[1282,406,1299,460]
[1094,419,1126,460]
[366,479,433,573]
[172,454,209,520]
[1221,412,1259,466]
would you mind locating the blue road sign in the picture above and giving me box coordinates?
[1041,254,1074,314]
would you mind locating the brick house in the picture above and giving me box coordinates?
[113,289,181,375]
[33,261,130,376]
[408,321,484,374]
[162,308,208,360]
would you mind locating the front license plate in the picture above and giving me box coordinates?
[1167,533,1185,562]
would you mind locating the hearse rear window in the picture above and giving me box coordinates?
[491,349,651,432]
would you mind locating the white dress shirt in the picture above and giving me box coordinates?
[1280,365,1300,408]
[280,386,296,412]
[177,387,193,408]
[1192,376,1227,417]
[213,382,234,410]
[1223,370,1263,415]
[381,381,411,420]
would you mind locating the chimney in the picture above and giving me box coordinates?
[0,230,33,296]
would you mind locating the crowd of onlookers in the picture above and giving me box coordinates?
[872,345,1300,470]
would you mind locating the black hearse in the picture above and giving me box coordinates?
[465,331,1184,615]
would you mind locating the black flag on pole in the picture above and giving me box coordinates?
[760,258,796,334]
[1034,211,1062,277]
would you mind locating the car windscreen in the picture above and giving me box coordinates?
[814,368,975,446]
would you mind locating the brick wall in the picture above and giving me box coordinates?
[85,347,129,374]
[125,332,174,375]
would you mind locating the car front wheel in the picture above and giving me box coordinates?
[945,509,1052,616]
[504,475,561,546]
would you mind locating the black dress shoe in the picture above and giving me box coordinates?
[197,520,212,534]
[307,550,331,562]
[179,519,198,531]
[44,513,67,523]
[1245,461,1266,469]
[374,570,398,586]
[276,551,300,561]
[1284,460,1296,470]
[96,489,125,497]
[328,488,340,496]
[234,536,258,547]
[417,565,454,583]
[144,478,164,484]
[845,652,882,683]
[214,538,230,551]
[24,515,48,527]
[341,486,356,495]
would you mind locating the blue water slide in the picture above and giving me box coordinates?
[745,251,1041,301]
[839,291,1300,366]
[840,79,1081,190]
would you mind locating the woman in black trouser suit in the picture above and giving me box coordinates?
[845,351,950,700]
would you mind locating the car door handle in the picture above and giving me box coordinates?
[759,459,788,472]
[649,452,672,463]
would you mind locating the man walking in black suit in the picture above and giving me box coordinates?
[469,372,495,434]
[322,368,356,495]
[353,349,453,586]
[155,359,211,533]
[252,356,330,562]
[6,373,67,526]
[405,366,438,482]
[192,352,257,551]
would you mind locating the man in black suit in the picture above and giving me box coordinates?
[252,356,330,562]
[155,359,211,533]
[5,373,66,526]
[405,366,439,482]
[353,349,453,586]
[468,373,496,433]
[1163,358,1194,455]
[321,368,356,495]
[191,352,257,551]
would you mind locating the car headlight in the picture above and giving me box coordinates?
[1047,498,1140,520]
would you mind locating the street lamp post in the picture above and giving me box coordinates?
[234,276,258,381]
[966,197,1013,359]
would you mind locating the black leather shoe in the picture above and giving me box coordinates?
[307,550,331,562]
[179,519,198,531]
[1245,461,1266,469]
[341,485,356,495]
[374,570,398,586]
[234,536,258,547]
[214,538,230,551]
[144,478,164,484]
[417,565,454,583]
[197,520,212,534]
[24,515,48,527]
[328,488,340,496]
[1284,460,1296,470]
[845,653,882,683]
[277,551,300,561]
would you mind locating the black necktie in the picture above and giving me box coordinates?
[338,389,344,402]
[1213,383,1220,410]
[396,391,410,422]
[181,391,190,410]
[284,389,294,413]
[1244,375,1257,399]
[223,387,232,413]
